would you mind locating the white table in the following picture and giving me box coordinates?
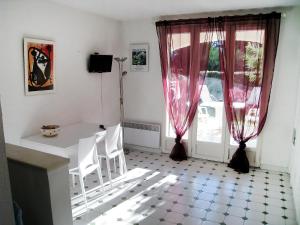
[20,122,105,158]
[17,122,105,225]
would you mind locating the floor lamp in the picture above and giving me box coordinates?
[114,57,129,154]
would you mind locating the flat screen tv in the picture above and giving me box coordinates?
[88,54,113,73]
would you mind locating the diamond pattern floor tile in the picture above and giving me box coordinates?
[70,150,298,225]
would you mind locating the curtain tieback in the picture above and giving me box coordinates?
[238,141,246,150]
[175,135,182,144]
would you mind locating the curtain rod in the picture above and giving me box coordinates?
[155,6,290,22]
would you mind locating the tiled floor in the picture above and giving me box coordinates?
[70,150,298,225]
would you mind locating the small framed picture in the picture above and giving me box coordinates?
[24,38,55,95]
[130,43,149,72]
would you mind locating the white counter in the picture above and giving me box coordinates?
[20,122,104,158]
[12,122,104,225]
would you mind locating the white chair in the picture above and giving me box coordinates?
[198,106,209,123]
[69,134,105,208]
[96,124,127,186]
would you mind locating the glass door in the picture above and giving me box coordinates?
[191,36,227,161]
[192,78,261,165]
[223,28,265,167]
[192,78,226,161]
[191,29,263,166]
[164,29,263,166]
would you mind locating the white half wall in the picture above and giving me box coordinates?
[0,0,122,144]
[121,7,300,170]
[0,102,15,225]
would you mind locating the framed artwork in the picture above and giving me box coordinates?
[24,38,55,95]
[130,43,149,72]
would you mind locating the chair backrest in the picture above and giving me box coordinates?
[105,124,122,155]
[95,130,106,144]
[78,136,98,177]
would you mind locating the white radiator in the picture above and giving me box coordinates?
[123,121,161,149]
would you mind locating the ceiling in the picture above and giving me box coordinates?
[49,0,300,21]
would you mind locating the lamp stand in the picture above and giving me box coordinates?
[114,57,129,154]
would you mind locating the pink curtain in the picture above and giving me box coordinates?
[216,13,281,172]
[156,20,213,161]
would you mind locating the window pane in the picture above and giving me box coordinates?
[165,32,190,140]
[166,115,188,139]
[230,29,265,148]
[169,33,191,51]
[197,39,223,143]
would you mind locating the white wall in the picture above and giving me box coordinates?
[1,1,299,172]
[260,7,300,170]
[121,20,165,145]
[288,7,300,222]
[0,0,122,144]
[121,7,300,170]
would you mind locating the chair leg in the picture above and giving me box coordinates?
[99,157,102,170]
[96,166,104,191]
[113,157,117,174]
[121,152,128,173]
[118,154,123,175]
[79,174,88,209]
[106,156,112,187]
[72,174,76,187]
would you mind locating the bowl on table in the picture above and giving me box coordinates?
[40,125,60,137]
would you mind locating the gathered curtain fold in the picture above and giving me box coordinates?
[215,12,281,173]
[156,20,213,161]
